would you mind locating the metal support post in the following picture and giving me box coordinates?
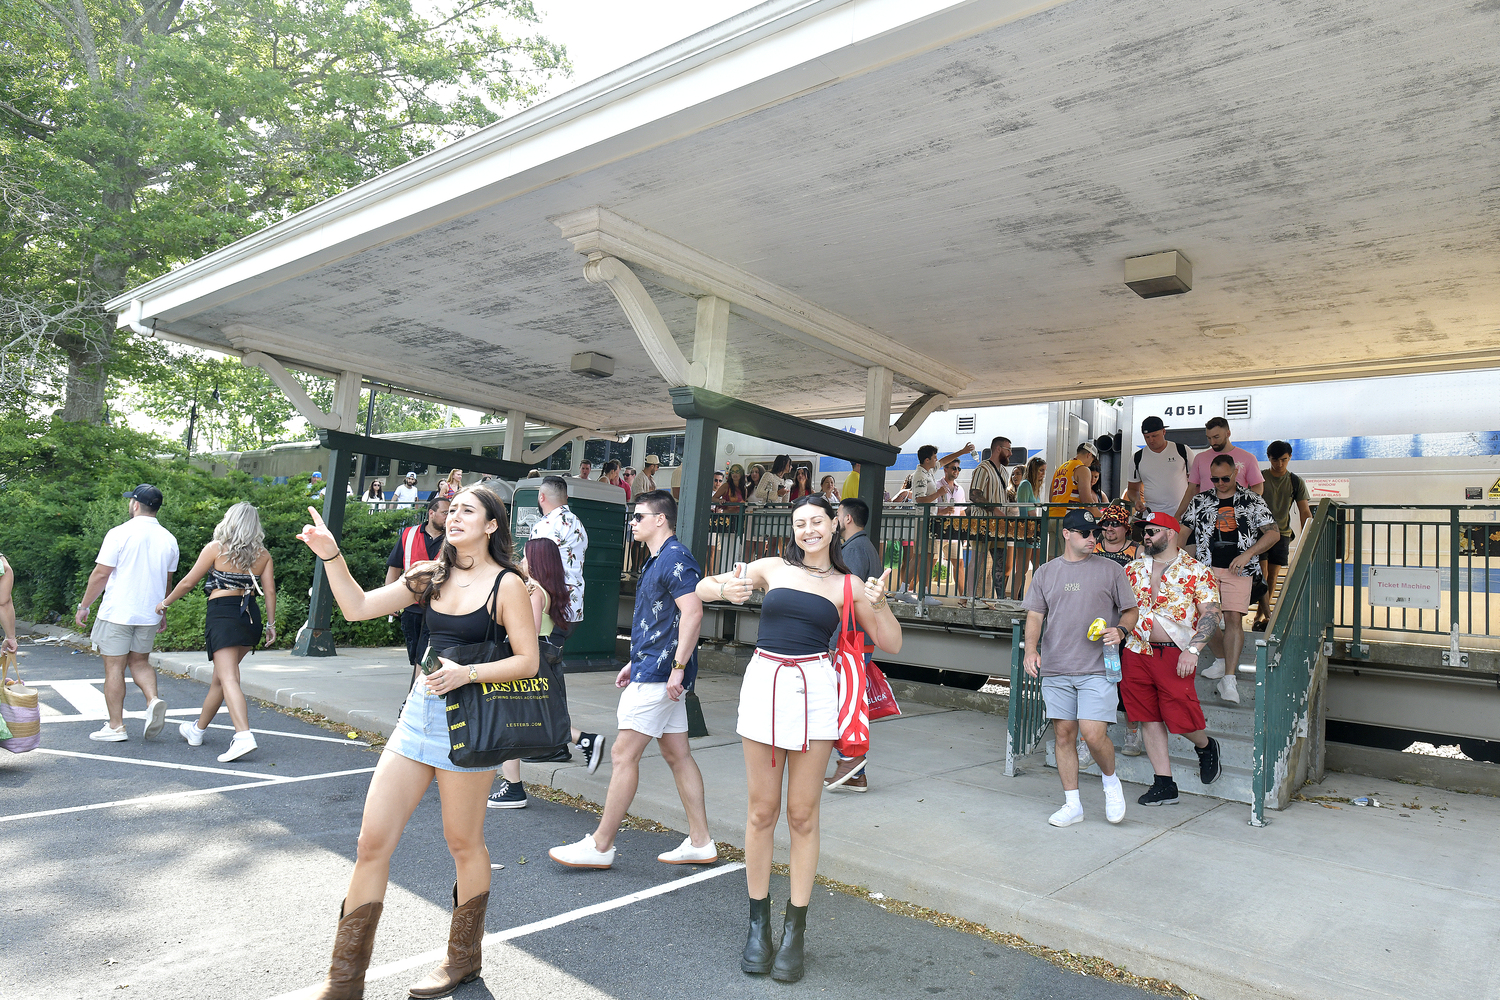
[676,414,720,567]
[295,442,351,656]
[858,464,886,546]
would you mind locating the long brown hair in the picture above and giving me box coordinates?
[784,496,851,575]
[405,486,521,604]
[524,537,574,627]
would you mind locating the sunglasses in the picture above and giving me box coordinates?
[1210,476,1235,484]
[1142,526,1170,536]
[630,511,662,523]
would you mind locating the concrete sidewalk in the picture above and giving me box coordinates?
[138,641,1498,1000]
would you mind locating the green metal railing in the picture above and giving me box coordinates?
[629,500,1072,604]
[1006,620,1048,775]
[1252,498,1337,826]
[1332,504,1499,648]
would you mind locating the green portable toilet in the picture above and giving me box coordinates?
[511,477,626,668]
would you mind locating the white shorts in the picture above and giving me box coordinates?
[736,650,839,751]
[616,681,688,739]
[91,619,158,656]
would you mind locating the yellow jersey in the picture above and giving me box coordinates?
[1048,458,1086,517]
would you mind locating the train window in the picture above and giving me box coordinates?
[955,414,976,434]
[398,459,428,475]
[481,445,500,458]
[584,438,633,468]
[1225,397,1251,419]
[646,433,686,468]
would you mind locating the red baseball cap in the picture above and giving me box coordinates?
[1138,511,1181,533]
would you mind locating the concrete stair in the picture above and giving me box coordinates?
[1045,670,1258,805]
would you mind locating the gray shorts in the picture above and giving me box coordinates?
[91,619,158,656]
[1041,674,1118,723]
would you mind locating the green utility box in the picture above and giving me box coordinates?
[511,478,626,669]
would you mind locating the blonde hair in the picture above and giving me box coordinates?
[213,502,265,570]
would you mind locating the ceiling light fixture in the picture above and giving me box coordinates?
[1124,251,1192,298]
[570,352,615,379]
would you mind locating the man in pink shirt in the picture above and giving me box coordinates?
[1176,416,1263,521]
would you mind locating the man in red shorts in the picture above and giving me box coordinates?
[1121,512,1223,805]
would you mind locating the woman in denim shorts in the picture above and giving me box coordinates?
[296,486,538,1000]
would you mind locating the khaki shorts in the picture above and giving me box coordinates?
[1211,567,1253,615]
[91,619,158,656]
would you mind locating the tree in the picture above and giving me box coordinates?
[0,0,566,423]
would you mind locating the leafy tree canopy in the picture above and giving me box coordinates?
[0,0,566,424]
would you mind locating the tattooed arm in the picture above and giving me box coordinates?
[1176,602,1222,678]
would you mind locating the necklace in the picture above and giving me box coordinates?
[801,563,835,577]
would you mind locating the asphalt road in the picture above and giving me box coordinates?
[2,643,1159,1000]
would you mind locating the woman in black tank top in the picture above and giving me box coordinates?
[296,486,538,999]
[697,495,902,983]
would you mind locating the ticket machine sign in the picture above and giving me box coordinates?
[1368,566,1442,609]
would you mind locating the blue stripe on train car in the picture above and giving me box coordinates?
[1334,564,1500,591]
[1200,431,1500,463]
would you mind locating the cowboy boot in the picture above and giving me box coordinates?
[741,896,774,974]
[407,883,489,998]
[312,899,383,1000]
[770,901,808,983]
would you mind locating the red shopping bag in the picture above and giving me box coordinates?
[834,576,870,758]
[866,662,901,721]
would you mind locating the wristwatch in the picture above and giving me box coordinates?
[671,662,687,671]
[468,664,479,682]
[1187,646,1201,655]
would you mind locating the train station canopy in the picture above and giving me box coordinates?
[109,0,1500,436]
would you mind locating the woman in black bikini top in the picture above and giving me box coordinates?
[697,495,901,983]
[296,486,537,999]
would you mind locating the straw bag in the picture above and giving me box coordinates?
[0,652,40,753]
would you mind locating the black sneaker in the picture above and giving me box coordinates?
[1137,777,1180,806]
[1196,736,1222,785]
[577,732,606,774]
[486,779,528,809]
[522,746,573,764]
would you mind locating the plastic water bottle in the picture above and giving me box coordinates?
[1103,642,1122,684]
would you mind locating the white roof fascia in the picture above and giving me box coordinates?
[106,0,1074,325]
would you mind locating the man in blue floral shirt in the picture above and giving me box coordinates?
[549,490,716,870]
[1179,455,1279,704]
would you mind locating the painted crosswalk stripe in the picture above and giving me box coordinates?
[0,766,377,824]
[264,862,747,1000]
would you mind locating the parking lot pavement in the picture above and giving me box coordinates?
[3,644,1158,1000]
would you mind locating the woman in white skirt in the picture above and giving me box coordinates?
[697,495,900,983]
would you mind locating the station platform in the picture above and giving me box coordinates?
[118,639,1500,1000]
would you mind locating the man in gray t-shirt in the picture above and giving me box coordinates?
[1022,509,1138,828]
[826,497,884,793]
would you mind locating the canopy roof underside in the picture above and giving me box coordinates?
[112,0,1500,434]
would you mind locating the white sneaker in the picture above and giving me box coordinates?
[1103,782,1127,824]
[180,721,206,747]
[1202,658,1227,679]
[1120,725,1144,757]
[1076,739,1094,771]
[657,836,718,865]
[1048,803,1084,828]
[549,833,615,869]
[89,723,127,742]
[141,697,167,740]
[217,732,257,762]
[1217,676,1241,704]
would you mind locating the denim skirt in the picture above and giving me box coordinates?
[384,681,498,773]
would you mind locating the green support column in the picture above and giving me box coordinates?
[294,447,351,657]
[676,413,720,565]
[857,464,886,545]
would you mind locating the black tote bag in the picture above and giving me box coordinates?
[441,571,571,767]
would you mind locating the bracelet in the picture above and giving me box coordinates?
[870,598,888,610]
[718,581,727,600]
[319,550,343,563]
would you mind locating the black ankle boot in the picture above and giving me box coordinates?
[741,896,774,974]
[771,901,808,983]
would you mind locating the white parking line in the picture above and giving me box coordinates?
[0,766,377,824]
[29,747,279,780]
[265,862,747,1000]
[205,724,370,746]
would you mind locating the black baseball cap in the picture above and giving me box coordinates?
[1061,509,1098,533]
[1141,415,1167,433]
[123,484,164,507]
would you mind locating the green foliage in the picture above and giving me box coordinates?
[0,415,418,647]
[0,0,567,422]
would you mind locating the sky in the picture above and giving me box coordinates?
[531,0,765,100]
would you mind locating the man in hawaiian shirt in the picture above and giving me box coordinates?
[1178,455,1280,704]
[548,490,715,870]
[1123,512,1224,806]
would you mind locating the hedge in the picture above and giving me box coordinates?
[0,416,418,650]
